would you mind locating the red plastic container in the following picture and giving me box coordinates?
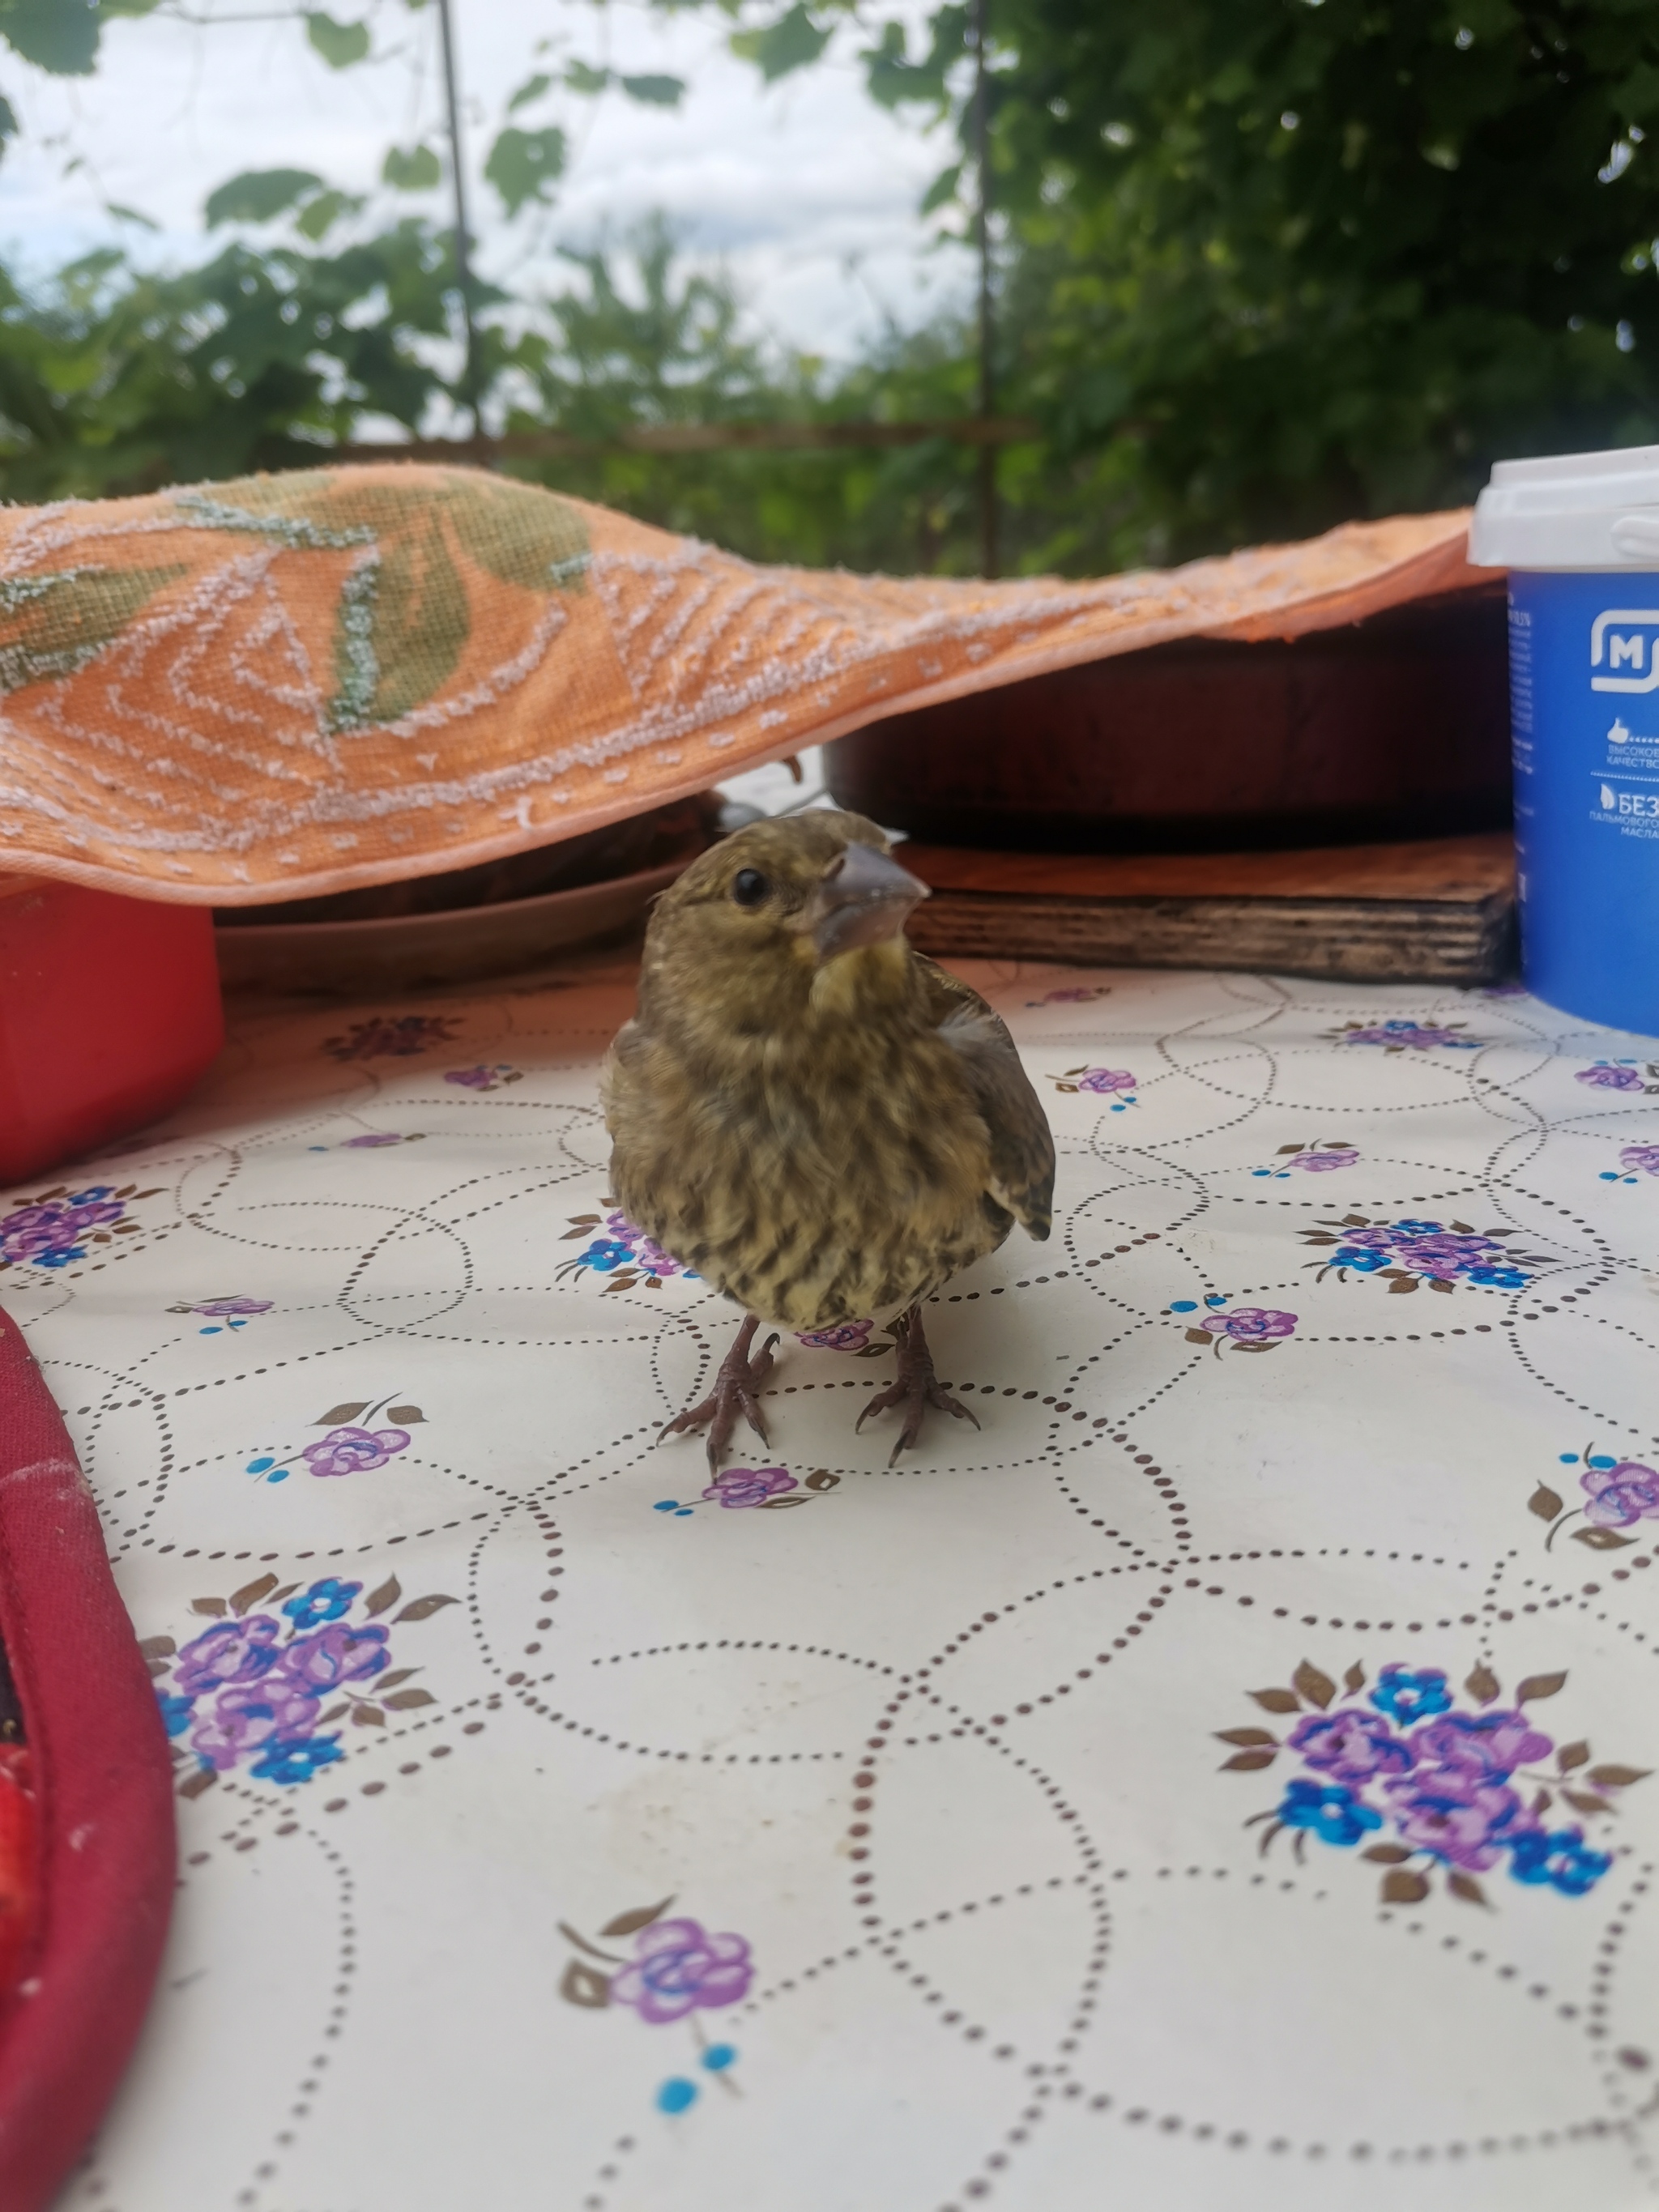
[0,877,224,1185]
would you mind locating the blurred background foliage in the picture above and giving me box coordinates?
[0,0,1657,576]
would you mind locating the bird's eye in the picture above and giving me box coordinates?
[731,867,770,907]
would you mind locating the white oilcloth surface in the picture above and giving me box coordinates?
[6,961,1659,2212]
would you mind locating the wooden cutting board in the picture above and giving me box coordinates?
[899,831,1516,983]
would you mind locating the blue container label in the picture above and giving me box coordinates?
[1510,570,1659,1035]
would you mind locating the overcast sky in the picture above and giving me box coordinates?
[0,0,967,364]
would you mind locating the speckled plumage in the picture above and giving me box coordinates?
[601,811,1054,1462]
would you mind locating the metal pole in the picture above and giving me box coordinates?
[435,0,481,441]
[972,0,997,579]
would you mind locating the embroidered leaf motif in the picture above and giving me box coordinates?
[1276,1143,1307,1154]
[1557,1741,1589,1771]
[1184,1328,1214,1345]
[0,564,190,694]
[1464,1664,1500,1706]
[1215,1728,1277,1747]
[374,1668,419,1692]
[190,1597,227,1617]
[139,1635,176,1660]
[318,1401,370,1425]
[804,1470,839,1490]
[352,1705,386,1727]
[229,1573,279,1617]
[1516,1671,1567,1703]
[1292,1660,1335,1711]
[1219,1749,1276,1771]
[1447,1873,1490,1907]
[1343,1662,1367,1694]
[601,1899,674,1937]
[1380,1869,1430,1904]
[1587,1765,1650,1788]
[1529,1485,1564,1521]
[1248,1688,1301,1714]
[1362,1844,1412,1864]
[178,1768,218,1799]
[386,1404,425,1424]
[1573,1526,1635,1549]
[394,1594,459,1622]
[382,1689,437,1710]
[1427,1275,1455,1293]
[364,1575,402,1617]
[561,1960,611,2009]
[758,1493,810,1508]
[1384,1273,1419,1294]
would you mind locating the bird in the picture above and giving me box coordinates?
[600,808,1056,1469]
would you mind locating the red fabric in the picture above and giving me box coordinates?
[0,1306,175,2211]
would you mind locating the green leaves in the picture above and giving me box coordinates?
[620,75,685,107]
[305,11,369,69]
[205,169,325,228]
[731,3,831,83]
[484,124,567,215]
[382,144,441,193]
[0,0,102,76]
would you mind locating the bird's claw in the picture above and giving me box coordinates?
[855,1306,980,1465]
[658,1319,780,1473]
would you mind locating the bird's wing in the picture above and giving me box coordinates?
[916,955,1056,1240]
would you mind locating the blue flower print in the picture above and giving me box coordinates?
[581,1239,635,1273]
[1465,1265,1529,1289]
[249,1735,346,1785]
[1277,1779,1383,1848]
[1508,1827,1614,1898]
[1369,1665,1453,1725]
[1391,1221,1444,1237]
[1331,1247,1389,1272]
[282,1578,361,1631]
[158,1692,194,1738]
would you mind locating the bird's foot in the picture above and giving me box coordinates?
[658,1315,780,1473]
[855,1306,979,1467]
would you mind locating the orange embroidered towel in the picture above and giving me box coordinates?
[0,466,1478,906]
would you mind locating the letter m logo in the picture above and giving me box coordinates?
[1592,610,1659,693]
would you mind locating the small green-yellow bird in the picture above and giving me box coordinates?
[601,810,1055,1468]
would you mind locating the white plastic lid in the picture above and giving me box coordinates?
[1470,443,1659,569]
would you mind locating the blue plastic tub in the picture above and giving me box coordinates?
[1473,446,1659,1033]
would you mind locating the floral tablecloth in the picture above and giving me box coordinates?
[6,958,1659,2212]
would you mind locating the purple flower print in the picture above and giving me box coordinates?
[1340,1021,1480,1051]
[1582,1459,1659,1528]
[444,1063,521,1092]
[322,1014,459,1063]
[190,1296,272,1318]
[190,1678,324,1773]
[342,1132,403,1149]
[1287,1149,1360,1172]
[274,1621,390,1692]
[173,1614,282,1694]
[603,1213,688,1280]
[1576,1064,1644,1091]
[0,1187,128,1269]
[301,1424,412,1478]
[1076,1068,1137,1095]
[702,1467,798,1510]
[1288,1708,1415,1784]
[1619,1144,1659,1175]
[1408,1710,1554,1780]
[1383,1774,1531,1871]
[608,1918,753,2023]
[796,1319,874,1351]
[1201,1306,1297,1342]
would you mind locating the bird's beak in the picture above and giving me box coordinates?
[808,840,929,961]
